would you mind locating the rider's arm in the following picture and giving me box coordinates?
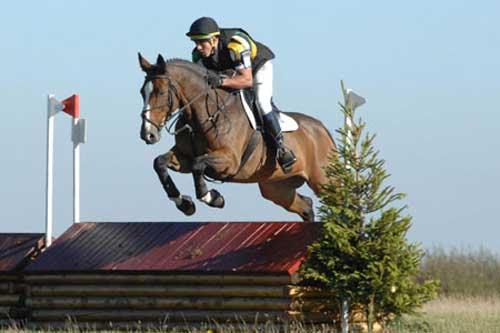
[221,67,252,89]
[220,37,253,89]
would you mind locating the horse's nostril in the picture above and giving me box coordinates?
[148,133,155,141]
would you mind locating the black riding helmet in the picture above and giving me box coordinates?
[186,17,220,40]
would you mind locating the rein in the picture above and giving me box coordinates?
[142,74,233,136]
[141,74,207,135]
[142,68,262,185]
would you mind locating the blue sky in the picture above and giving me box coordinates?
[1,1,499,250]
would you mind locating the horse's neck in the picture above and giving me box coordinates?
[169,63,205,94]
[170,65,232,123]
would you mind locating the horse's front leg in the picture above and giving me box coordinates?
[154,147,196,216]
[192,149,239,209]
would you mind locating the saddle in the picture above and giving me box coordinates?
[239,88,299,132]
[232,88,299,174]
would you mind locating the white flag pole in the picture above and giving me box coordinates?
[45,95,57,247]
[70,95,85,224]
[45,94,84,246]
[73,117,81,224]
[339,81,366,333]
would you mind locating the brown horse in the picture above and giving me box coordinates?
[138,53,336,221]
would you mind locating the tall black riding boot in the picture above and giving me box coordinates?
[263,112,297,173]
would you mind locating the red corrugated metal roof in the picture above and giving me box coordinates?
[25,222,322,275]
[0,233,45,272]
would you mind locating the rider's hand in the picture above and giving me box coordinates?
[206,72,223,88]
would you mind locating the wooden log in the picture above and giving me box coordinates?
[0,306,10,317]
[28,284,289,298]
[0,282,14,293]
[0,274,18,282]
[0,294,19,305]
[288,310,338,323]
[25,273,292,286]
[27,296,339,312]
[27,296,290,311]
[27,321,190,331]
[291,310,385,327]
[291,299,339,312]
[288,286,337,298]
[31,309,288,322]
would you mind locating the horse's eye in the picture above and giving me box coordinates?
[159,91,165,96]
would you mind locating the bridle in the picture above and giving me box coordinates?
[141,73,234,137]
[141,70,250,184]
[141,74,208,135]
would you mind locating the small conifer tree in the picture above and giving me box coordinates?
[300,86,438,330]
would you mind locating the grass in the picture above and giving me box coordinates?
[388,246,500,332]
[389,296,500,333]
[0,321,340,333]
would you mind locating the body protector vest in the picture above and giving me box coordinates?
[192,28,275,75]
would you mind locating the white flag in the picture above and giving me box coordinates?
[345,89,366,111]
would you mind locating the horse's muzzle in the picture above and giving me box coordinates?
[140,125,161,145]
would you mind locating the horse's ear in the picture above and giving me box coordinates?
[138,52,152,72]
[156,54,166,70]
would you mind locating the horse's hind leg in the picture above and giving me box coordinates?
[154,147,195,216]
[258,178,315,222]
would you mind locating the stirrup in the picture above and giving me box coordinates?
[278,148,297,173]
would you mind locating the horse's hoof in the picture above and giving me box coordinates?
[303,211,315,222]
[300,195,314,222]
[207,189,225,209]
[177,195,196,216]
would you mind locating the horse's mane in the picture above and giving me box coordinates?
[165,58,208,78]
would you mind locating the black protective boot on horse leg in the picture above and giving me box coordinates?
[153,154,196,216]
[192,155,225,209]
[263,112,297,173]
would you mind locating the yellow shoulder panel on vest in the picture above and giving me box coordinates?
[227,42,245,60]
[230,35,258,59]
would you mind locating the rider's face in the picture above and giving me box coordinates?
[194,37,218,58]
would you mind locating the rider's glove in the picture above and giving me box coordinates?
[206,72,223,88]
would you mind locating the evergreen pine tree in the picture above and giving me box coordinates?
[300,86,438,329]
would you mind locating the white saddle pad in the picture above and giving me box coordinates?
[239,90,299,132]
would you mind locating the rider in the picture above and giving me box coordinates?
[186,17,297,173]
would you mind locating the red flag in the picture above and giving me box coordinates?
[62,94,80,118]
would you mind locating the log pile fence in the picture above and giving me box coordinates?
[0,222,356,330]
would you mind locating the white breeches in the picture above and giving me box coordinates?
[253,61,273,115]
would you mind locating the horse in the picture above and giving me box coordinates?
[138,53,336,221]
